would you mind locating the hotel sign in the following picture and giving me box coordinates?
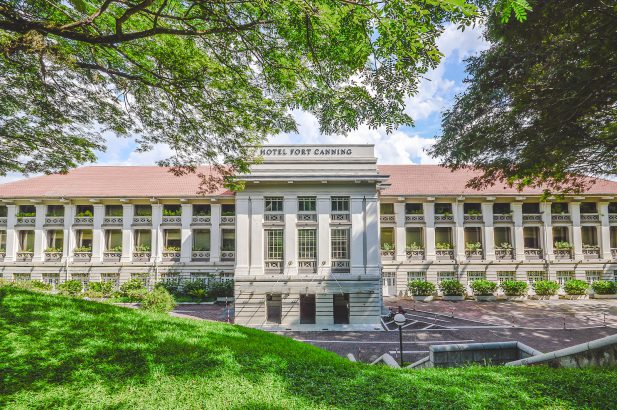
[259,147,354,157]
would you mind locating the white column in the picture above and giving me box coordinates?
[63,204,75,261]
[454,202,465,261]
[4,204,17,262]
[482,202,495,261]
[180,204,192,262]
[365,196,380,274]
[599,202,612,259]
[233,199,248,273]
[32,204,45,262]
[570,202,583,260]
[284,196,298,275]
[151,204,163,262]
[92,204,105,262]
[350,197,365,275]
[317,195,331,275]
[394,202,406,261]
[512,202,525,260]
[120,204,133,262]
[210,203,222,262]
[541,202,554,261]
[249,197,264,274]
[423,202,435,260]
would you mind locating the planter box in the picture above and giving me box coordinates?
[412,295,433,302]
[592,294,617,299]
[442,295,465,301]
[505,295,527,302]
[529,295,558,300]
[561,294,589,300]
[474,295,496,302]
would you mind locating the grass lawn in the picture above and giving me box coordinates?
[1,287,615,409]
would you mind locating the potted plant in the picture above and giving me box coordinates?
[591,281,617,299]
[435,242,453,250]
[439,279,465,301]
[563,279,589,299]
[554,241,572,250]
[470,279,497,301]
[500,280,528,301]
[466,209,481,216]
[531,280,560,300]
[76,209,93,217]
[407,280,435,302]
[406,242,422,251]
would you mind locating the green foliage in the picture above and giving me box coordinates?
[57,280,83,296]
[406,242,423,251]
[436,242,453,250]
[431,0,616,193]
[439,279,465,296]
[466,209,482,216]
[496,0,532,23]
[208,280,234,298]
[88,281,114,297]
[465,242,482,251]
[221,211,236,217]
[496,242,513,250]
[134,244,151,252]
[73,246,92,252]
[162,208,182,216]
[554,241,572,250]
[500,280,528,296]
[381,243,394,251]
[155,281,182,297]
[76,210,93,217]
[563,280,589,296]
[141,287,176,313]
[107,245,122,252]
[470,280,497,296]
[119,278,148,301]
[407,280,435,297]
[164,246,181,252]
[532,280,560,296]
[44,247,62,253]
[4,280,53,292]
[15,212,36,218]
[181,280,209,300]
[591,281,617,295]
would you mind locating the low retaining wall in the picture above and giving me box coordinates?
[410,342,541,368]
[506,334,617,368]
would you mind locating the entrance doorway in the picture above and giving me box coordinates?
[382,272,397,296]
[300,294,316,324]
[333,293,350,324]
[266,293,282,324]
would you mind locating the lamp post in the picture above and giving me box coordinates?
[394,313,407,366]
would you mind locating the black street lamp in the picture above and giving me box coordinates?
[394,313,406,366]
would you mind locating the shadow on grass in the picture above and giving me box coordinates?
[1,287,616,409]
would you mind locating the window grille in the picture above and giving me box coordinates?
[331,228,350,259]
[265,197,284,212]
[527,271,548,285]
[266,229,284,260]
[407,272,427,282]
[497,271,516,285]
[331,196,350,212]
[298,229,317,259]
[556,271,575,287]
[467,271,486,285]
[298,197,316,212]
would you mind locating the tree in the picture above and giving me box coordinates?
[430,0,616,193]
[0,0,482,191]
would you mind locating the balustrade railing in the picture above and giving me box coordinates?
[464,215,483,223]
[0,217,6,225]
[493,214,513,223]
[380,249,395,260]
[580,214,600,223]
[73,216,93,225]
[16,251,33,262]
[264,213,284,223]
[162,216,181,225]
[331,259,350,272]
[465,249,483,260]
[264,260,284,273]
[162,251,181,261]
[16,216,36,225]
[298,260,317,273]
[612,248,617,259]
[191,250,210,261]
[406,249,424,260]
[132,216,152,225]
[0,251,4,261]
[330,213,350,222]
[380,214,395,223]
[220,215,235,225]
[554,248,573,260]
[522,214,542,223]
[435,249,454,260]
[609,214,617,223]
[552,214,571,223]
[495,248,514,260]
[297,212,317,222]
[434,214,454,223]
[44,216,64,226]
[103,216,123,225]
[73,252,92,262]
[524,248,543,259]
[405,214,425,223]
[132,251,151,262]
[582,246,600,259]
[191,215,211,225]
[44,252,62,262]
[221,250,235,261]
[103,251,122,262]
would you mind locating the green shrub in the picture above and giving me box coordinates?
[470,279,497,296]
[155,281,182,296]
[533,280,560,296]
[500,280,528,296]
[439,279,465,296]
[141,287,176,313]
[29,280,53,292]
[407,280,435,296]
[58,280,83,296]
[119,278,148,301]
[591,280,617,295]
[88,281,114,296]
[435,242,453,250]
[563,279,589,295]
[182,280,209,299]
[209,280,234,298]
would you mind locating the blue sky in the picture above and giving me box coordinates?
[1,24,487,183]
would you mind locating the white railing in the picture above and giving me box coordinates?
[162,251,181,261]
[264,260,284,273]
[582,246,600,259]
[73,252,92,262]
[612,248,617,259]
[330,213,350,222]
[44,252,62,262]
[264,213,284,223]
[465,249,483,260]
[162,216,181,225]
[132,216,152,225]
[74,216,93,225]
[297,212,317,222]
[406,249,425,260]
[0,217,6,225]
[609,214,617,223]
[44,216,64,226]
[552,214,571,223]
[103,216,123,225]
[221,251,235,261]
[298,260,317,273]
[191,215,211,224]
[464,215,483,223]
[495,248,514,260]
[16,251,33,262]
[435,249,454,259]
[16,216,36,225]
[132,251,151,261]
[581,214,600,223]
[522,214,542,223]
[493,214,513,223]
[103,251,122,261]
[380,214,395,223]
[524,248,543,259]
[220,216,235,224]
[380,249,395,259]
[331,260,350,272]
[554,249,573,260]
[191,250,210,261]
[434,215,454,223]
[405,214,424,223]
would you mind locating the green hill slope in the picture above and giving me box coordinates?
[1,287,615,409]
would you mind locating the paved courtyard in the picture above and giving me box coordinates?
[171,298,617,363]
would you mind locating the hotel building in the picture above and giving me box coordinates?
[1,144,617,328]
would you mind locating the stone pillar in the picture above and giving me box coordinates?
[210,203,222,263]
[249,197,264,274]
[233,199,249,274]
[63,204,75,261]
[91,204,105,262]
[32,204,45,262]
[394,202,406,261]
[180,204,192,262]
[454,202,466,261]
[151,204,163,262]
[284,195,298,275]
[365,196,380,274]
[599,202,612,259]
[350,197,365,275]
[4,204,17,262]
[482,202,495,261]
[541,202,554,261]
[120,204,134,262]
[317,195,331,275]
[512,202,525,260]
[423,202,436,260]
[570,202,583,260]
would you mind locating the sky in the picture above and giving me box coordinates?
[0,23,488,184]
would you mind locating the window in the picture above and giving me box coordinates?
[134,205,152,216]
[193,229,210,251]
[586,271,602,284]
[105,230,122,251]
[580,202,597,213]
[221,204,235,216]
[405,203,423,214]
[437,271,457,284]
[493,203,511,215]
[163,205,181,216]
[265,229,284,260]
[13,273,31,282]
[407,272,427,282]
[265,197,284,213]
[494,227,512,247]
[331,228,350,260]
[298,197,316,212]
[266,293,282,324]
[76,230,93,248]
[463,203,481,214]
[190,272,211,284]
[611,227,617,248]
[164,229,181,249]
[161,272,180,284]
[553,226,569,243]
[435,227,453,247]
[497,271,516,285]
[0,206,6,217]
[75,205,93,217]
[467,271,486,285]
[221,229,235,251]
[522,203,540,214]
[71,273,89,290]
[582,226,598,246]
[193,204,211,216]
[551,202,568,214]
[46,205,64,216]
[18,205,36,215]
[527,271,548,285]
[523,227,541,248]
[406,227,423,248]
[0,230,6,249]
[380,228,394,249]
[331,196,349,212]
[18,230,34,251]
[131,272,150,288]
[380,203,394,215]
[298,229,317,260]
[435,203,452,215]
[46,230,63,250]
[464,227,482,246]
[556,271,574,287]
[134,230,151,250]
[42,273,60,287]
[101,273,120,289]
[609,203,617,214]
[105,205,123,216]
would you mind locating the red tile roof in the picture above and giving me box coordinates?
[0,166,232,198]
[377,165,617,197]
[1,164,617,198]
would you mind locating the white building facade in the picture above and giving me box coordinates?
[1,144,617,329]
